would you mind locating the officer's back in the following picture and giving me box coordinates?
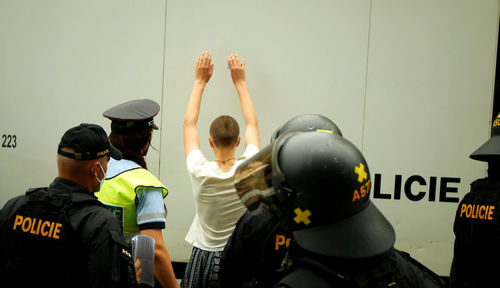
[0,124,138,288]
[450,113,500,287]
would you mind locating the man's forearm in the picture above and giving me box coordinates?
[154,246,178,288]
[184,81,207,126]
[140,229,179,288]
[234,81,258,126]
[234,81,260,148]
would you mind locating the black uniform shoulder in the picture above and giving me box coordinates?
[66,192,135,287]
[0,194,27,232]
[240,210,279,240]
[454,177,500,234]
[67,192,123,242]
[0,194,26,215]
[224,210,277,256]
[0,188,51,227]
[275,249,445,288]
[460,178,500,204]
[470,177,500,189]
[44,178,124,245]
[392,249,445,287]
[221,210,289,288]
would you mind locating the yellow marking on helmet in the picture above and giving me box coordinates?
[354,163,367,183]
[352,179,371,202]
[294,208,312,225]
[494,118,500,127]
[316,129,333,134]
[388,282,397,287]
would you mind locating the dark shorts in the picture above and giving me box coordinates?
[181,246,221,288]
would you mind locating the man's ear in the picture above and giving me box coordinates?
[90,161,100,177]
[208,137,215,149]
[235,136,241,148]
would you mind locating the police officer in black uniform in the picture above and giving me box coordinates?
[232,131,445,288]
[450,113,500,287]
[220,114,343,288]
[0,123,139,288]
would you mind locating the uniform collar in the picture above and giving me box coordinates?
[471,177,500,190]
[49,177,99,201]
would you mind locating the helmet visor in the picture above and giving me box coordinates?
[234,145,275,215]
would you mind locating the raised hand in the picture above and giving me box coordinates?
[195,51,214,84]
[228,54,246,85]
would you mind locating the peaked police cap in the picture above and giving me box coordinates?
[103,99,160,135]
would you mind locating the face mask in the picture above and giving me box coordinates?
[94,162,106,192]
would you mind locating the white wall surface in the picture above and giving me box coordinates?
[0,0,166,203]
[161,0,372,263]
[0,0,498,276]
[364,0,499,275]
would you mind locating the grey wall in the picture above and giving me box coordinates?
[160,0,373,265]
[364,0,498,272]
[1,0,498,275]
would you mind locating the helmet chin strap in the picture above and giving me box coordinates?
[272,175,288,204]
[269,131,303,228]
[271,175,295,230]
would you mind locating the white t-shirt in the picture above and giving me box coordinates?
[185,145,259,251]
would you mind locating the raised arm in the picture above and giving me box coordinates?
[228,54,260,149]
[184,51,214,157]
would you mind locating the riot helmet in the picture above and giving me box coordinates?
[270,114,342,142]
[235,131,395,258]
[470,113,500,161]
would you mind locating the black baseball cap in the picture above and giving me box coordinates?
[470,113,500,161]
[57,123,122,160]
[103,99,160,135]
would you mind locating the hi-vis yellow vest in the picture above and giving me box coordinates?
[96,166,168,234]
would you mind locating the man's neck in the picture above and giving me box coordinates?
[488,161,500,180]
[213,148,236,172]
[58,173,94,193]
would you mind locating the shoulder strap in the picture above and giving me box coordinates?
[70,192,104,207]
[25,187,48,194]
